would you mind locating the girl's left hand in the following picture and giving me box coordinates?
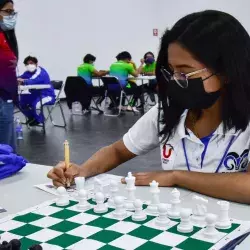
[121,171,176,186]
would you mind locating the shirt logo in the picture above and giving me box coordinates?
[162,144,174,164]
[223,149,249,172]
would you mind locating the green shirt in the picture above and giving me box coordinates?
[109,60,135,87]
[77,63,95,85]
[143,61,156,74]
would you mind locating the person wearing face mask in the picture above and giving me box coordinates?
[138,52,157,104]
[0,0,18,150]
[18,56,55,126]
[48,10,250,205]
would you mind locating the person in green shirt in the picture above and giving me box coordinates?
[109,51,143,112]
[139,51,157,103]
[77,54,108,112]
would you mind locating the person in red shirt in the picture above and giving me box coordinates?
[0,0,18,150]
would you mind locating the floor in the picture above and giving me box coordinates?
[16,102,161,176]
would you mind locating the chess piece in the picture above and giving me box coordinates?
[168,188,181,219]
[155,203,171,227]
[56,186,69,206]
[9,239,21,250]
[92,177,103,201]
[147,180,160,215]
[77,189,91,211]
[203,213,218,239]
[113,196,127,219]
[75,177,85,191]
[177,208,193,233]
[191,195,208,227]
[132,199,147,221]
[94,192,108,214]
[215,201,231,230]
[125,172,136,210]
[29,245,42,250]
[108,180,119,208]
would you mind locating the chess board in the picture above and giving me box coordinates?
[0,198,249,250]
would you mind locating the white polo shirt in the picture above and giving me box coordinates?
[123,105,250,173]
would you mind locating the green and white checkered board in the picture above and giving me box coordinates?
[0,198,249,250]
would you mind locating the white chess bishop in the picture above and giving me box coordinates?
[147,180,160,215]
[168,188,181,219]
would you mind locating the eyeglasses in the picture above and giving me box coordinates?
[0,9,17,17]
[161,67,207,88]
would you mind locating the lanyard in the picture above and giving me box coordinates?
[182,135,236,173]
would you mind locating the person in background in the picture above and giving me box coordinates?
[49,10,250,205]
[77,54,108,112]
[0,0,18,150]
[139,51,157,103]
[18,56,55,126]
[109,51,143,113]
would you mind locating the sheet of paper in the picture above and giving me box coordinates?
[35,174,123,197]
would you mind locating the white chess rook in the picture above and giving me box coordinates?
[215,201,232,230]
[168,188,181,219]
[107,180,119,208]
[56,187,70,206]
[155,203,170,227]
[113,196,127,219]
[94,192,108,214]
[203,213,219,239]
[132,199,147,222]
[177,208,193,233]
[147,180,160,215]
[125,172,136,210]
[77,189,91,211]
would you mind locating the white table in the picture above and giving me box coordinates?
[18,84,51,94]
[1,163,249,221]
[1,163,250,248]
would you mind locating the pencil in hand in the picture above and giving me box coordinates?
[64,140,71,187]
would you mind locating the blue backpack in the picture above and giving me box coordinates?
[0,144,27,180]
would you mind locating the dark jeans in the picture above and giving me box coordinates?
[0,98,16,151]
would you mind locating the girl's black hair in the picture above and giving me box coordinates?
[156,10,250,142]
[83,54,96,63]
[144,51,155,60]
[23,56,38,65]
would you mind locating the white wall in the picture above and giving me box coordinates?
[15,0,160,81]
[156,0,250,36]
[14,0,250,81]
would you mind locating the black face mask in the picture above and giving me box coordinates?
[167,77,221,109]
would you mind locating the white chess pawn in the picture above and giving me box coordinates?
[177,208,193,233]
[113,196,127,219]
[77,189,91,211]
[203,213,219,239]
[168,188,181,219]
[108,180,119,208]
[147,180,160,215]
[75,177,85,191]
[94,192,108,214]
[56,186,69,206]
[215,201,231,230]
[132,199,147,222]
[125,172,136,211]
[155,203,171,227]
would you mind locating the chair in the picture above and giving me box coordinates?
[15,81,67,133]
[101,76,136,117]
[44,80,67,129]
[64,76,103,114]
